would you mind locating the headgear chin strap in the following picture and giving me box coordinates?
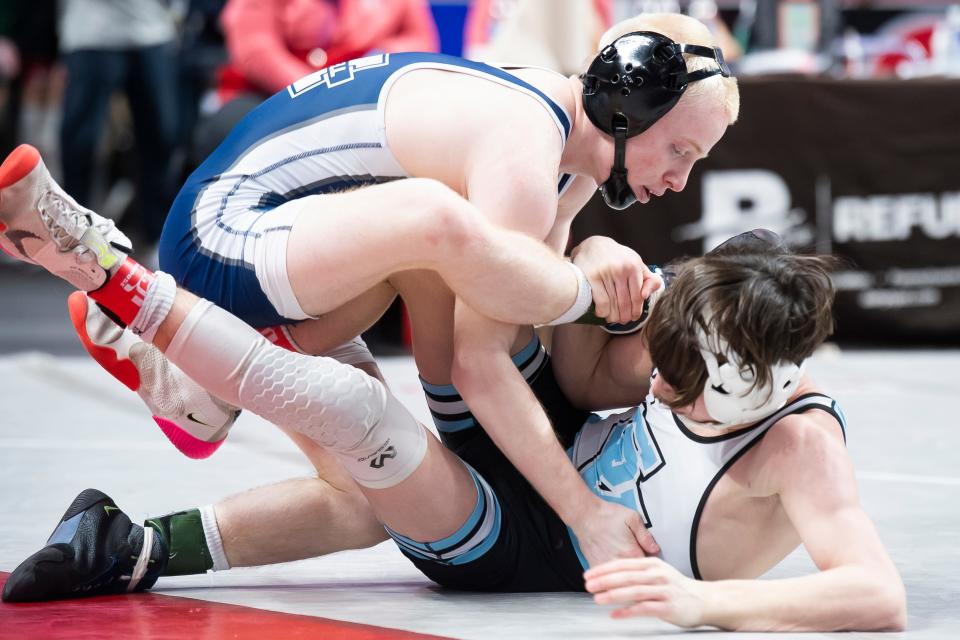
[580,31,731,210]
[678,322,805,431]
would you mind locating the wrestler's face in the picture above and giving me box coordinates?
[622,96,728,204]
[650,372,719,427]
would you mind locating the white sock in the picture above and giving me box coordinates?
[199,504,231,571]
[129,271,176,343]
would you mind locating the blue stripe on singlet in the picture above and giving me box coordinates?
[420,334,545,433]
[386,466,502,565]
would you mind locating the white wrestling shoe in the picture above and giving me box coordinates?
[0,144,131,290]
[68,291,241,459]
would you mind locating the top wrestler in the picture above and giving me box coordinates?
[0,12,739,566]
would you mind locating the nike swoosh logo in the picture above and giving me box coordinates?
[187,413,218,429]
[5,229,41,258]
[103,505,121,516]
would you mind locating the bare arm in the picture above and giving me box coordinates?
[585,415,907,631]
[698,419,906,631]
[451,125,658,563]
[551,323,651,410]
[551,234,659,409]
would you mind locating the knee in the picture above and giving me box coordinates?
[406,179,484,256]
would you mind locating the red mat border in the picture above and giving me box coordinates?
[0,572,453,639]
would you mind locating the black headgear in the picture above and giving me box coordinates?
[580,31,731,210]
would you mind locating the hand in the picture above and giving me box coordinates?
[584,557,708,628]
[570,499,660,567]
[571,236,660,325]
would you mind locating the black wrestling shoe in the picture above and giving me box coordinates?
[2,489,167,602]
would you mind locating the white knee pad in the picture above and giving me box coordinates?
[239,344,387,451]
[240,345,427,489]
[166,300,425,488]
[330,392,428,489]
[240,349,426,488]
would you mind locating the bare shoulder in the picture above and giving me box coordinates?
[387,67,568,163]
[507,66,579,113]
[558,174,599,218]
[749,402,850,496]
[764,409,845,455]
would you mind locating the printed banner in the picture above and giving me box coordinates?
[571,77,960,343]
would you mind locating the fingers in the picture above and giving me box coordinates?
[589,273,612,320]
[573,237,656,323]
[603,267,645,324]
[639,265,662,300]
[584,556,662,580]
[592,584,665,606]
[611,601,672,619]
[627,265,645,320]
[585,567,664,594]
[584,557,680,625]
[629,517,661,555]
[612,277,630,326]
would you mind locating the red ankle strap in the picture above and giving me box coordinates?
[89,257,156,326]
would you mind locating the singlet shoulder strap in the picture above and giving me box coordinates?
[755,393,847,443]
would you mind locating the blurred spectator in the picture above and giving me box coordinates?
[191,0,438,169]
[686,0,742,63]
[0,0,59,162]
[58,0,180,246]
[218,0,438,103]
[871,7,960,78]
[465,0,612,75]
[464,1,740,77]
[734,0,842,74]
[176,0,229,170]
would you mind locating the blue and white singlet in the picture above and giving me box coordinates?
[157,52,574,327]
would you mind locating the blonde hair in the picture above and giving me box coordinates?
[596,13,739,124]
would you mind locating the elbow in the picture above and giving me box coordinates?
[855,574,907,632]
[450,342,510,398]
[874,582,908,632]
[449,348,486,395]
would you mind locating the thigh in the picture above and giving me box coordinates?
[389,270,455,384]
[285,178,468,318]
[285,282,397,356]
[160,179,457,327]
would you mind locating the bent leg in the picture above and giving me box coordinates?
[214,476,388,567]
[205,360,393,568]
[137,287,478,543]
[285,179,587,327]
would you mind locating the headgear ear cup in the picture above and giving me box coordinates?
[693,320,804,428]
[580,31,731,210]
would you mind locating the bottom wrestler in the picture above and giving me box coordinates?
[3,217,905,630]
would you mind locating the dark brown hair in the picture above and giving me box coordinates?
[645,250,837,408]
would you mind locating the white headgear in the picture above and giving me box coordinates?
[678,319,805,431]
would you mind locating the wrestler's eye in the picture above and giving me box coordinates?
[672,144,686,157]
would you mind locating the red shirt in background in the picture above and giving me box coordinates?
[218,0,439,104]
